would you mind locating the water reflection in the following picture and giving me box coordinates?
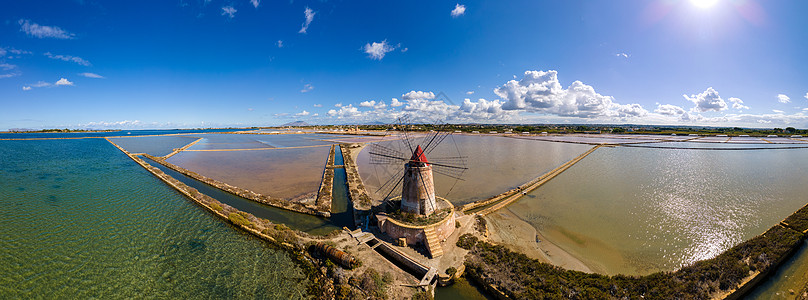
[511,146,808,275]
[357,135,593,205]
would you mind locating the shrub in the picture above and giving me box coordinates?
[445,267,457,277]
[210,202,223,212]
[455,221,461,228]
[228,212,252,227]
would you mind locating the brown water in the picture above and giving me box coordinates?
[510,146,808,275]
[167,146,331,201]
[356,135,593,205]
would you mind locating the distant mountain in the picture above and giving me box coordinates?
[280,121,311,127]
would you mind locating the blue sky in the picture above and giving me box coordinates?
[1,0,807,130]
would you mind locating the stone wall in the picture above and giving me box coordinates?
[378,200,456,246]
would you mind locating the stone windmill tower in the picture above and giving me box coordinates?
[401,145,437,215]
[368,118,468,258]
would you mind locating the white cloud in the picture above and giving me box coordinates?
[363,40,396,60]
[334,103,342,107]
[222,6,237,18]
[772,109,784,114]
[276,40,283,48]
[804,92,808,100]
[2,47,32,57]
[616,53,630,58]
[0,73,20,79]
[327,105,361,119]
[31,81,51,88]
[45,52,91,66]
[451,4,466,18]
[493,70,647,119]
[466,91,474,95]
[728,97,749,110]
[683,87,727,112]
[250,0,259,8]
[299,7,315,34]
[77,120,145,129]
[313,104,322,107]
[79,72,104,79]
[654,104,686,116]
[23,78,73,89]
[0,63,16,71]
[295,110,310,116]
[758,119,772,124]
[402,90,435,101]
[300,83,314,93]
[359,100,388,109]
[18,19,75,39]
[390,98,403,107]
[777,94,791,104]
[55,78,74,86]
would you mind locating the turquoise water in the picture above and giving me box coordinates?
[0,128,250,139]
[330,146,354,230]
[0,139,310,298]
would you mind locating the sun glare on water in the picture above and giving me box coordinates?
[690,0,719,9]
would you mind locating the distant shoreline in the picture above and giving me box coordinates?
[0,129,122,134]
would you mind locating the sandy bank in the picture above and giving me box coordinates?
[485,208,592,273]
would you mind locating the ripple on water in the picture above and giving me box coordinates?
[0,139,310,298]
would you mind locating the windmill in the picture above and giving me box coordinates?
[368,117,468,216]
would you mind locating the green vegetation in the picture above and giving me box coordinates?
[455,220,461,228]
[445,267,457,277]
[210,202,223,212]
[458,224,803,299]
[388,204,451,226]
[228,212,252,227]
[411,289,434,300]
[474,215,487,234]
[345,269,393,299]
[783,204,808,232]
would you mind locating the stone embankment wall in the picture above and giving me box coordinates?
[315,145,336,213]
[143,154,330,217]
[163,137,202,159]
[378,201,457,246]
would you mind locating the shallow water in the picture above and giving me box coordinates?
[0,139,309,298]
[0,128,249,139]
[187,134,338,150]
[747,240,808,299]
[357,135,593,205]
[168,146,331,200]
[108,135,201,156]
[510,146,808,275]
[330,146,354,230]
[435,277,491,300]
[144,156,342,235]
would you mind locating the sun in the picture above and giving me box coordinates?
[690,0,719,9]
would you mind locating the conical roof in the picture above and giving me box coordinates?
[410,145,429,164]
